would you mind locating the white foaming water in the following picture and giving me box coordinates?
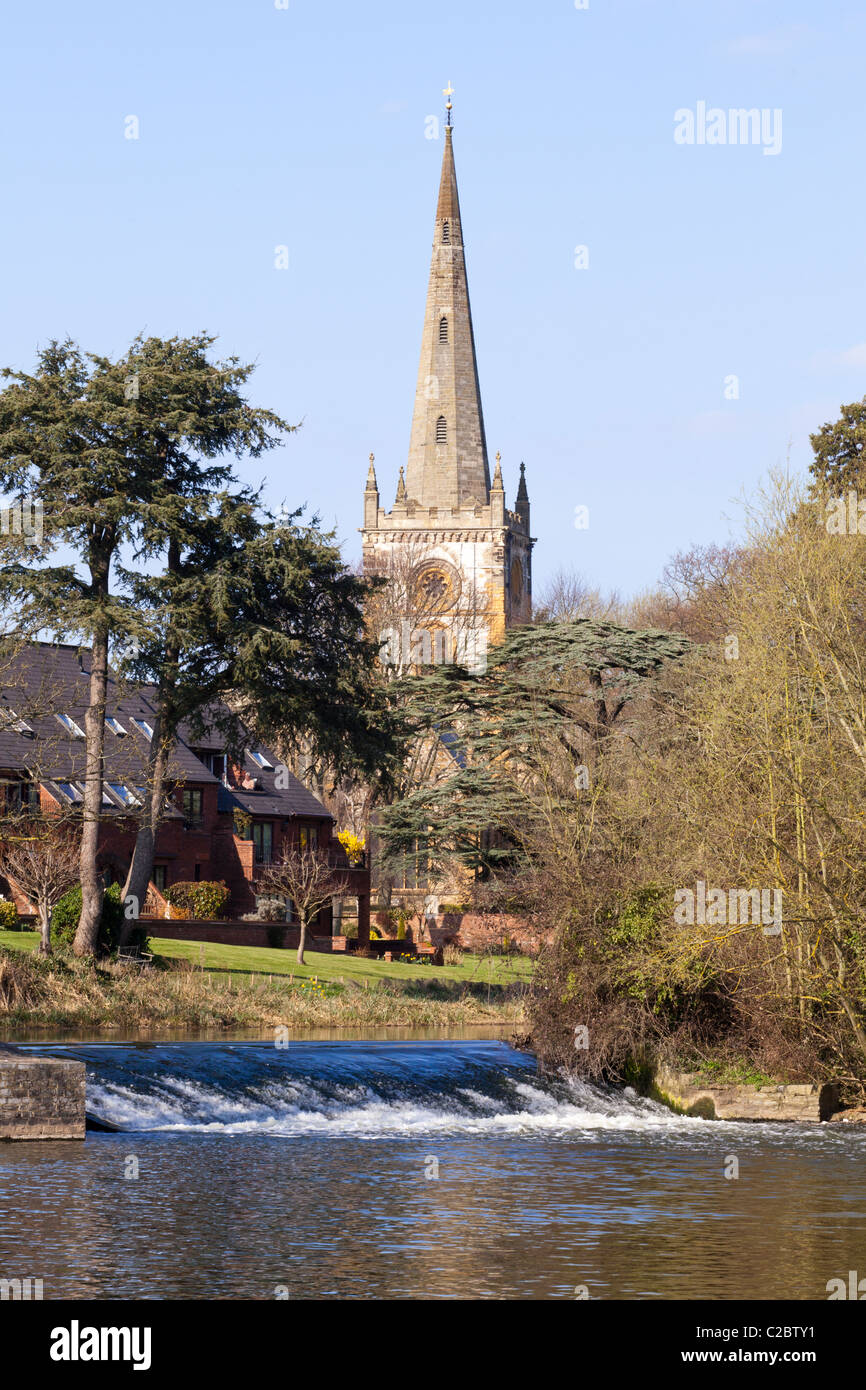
[86,1068,707,1139]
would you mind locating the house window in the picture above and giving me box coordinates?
[182,788,204,827]
[152,865,167,892]
[253,822,273,864]
[435,416,447,444]
[193,750,228,783]
[439,316,448,343]
[442,220,450,243]
[249,750,273,770]
[194,863,201,882]
[209,753,227,782]
[1,780,39,812]
[298,823,319,853]
[105,716,127,736]
[131,717,154,740]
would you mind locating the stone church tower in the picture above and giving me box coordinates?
[362,101,534,668]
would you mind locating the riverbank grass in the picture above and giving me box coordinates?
[0,931,533,1033]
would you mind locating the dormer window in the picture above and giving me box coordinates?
[439,316,448,343]
[442,220,450,244]
[194,750,227,782]
[55,713,85,739]
[4,708,34,736]
[55,781,84,804]
[108,783,141,808]
[435,416,447,444]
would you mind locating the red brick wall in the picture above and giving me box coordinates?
[146,921,336,951]
[429,912,552,954]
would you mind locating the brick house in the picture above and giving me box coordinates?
[0,642,370,933]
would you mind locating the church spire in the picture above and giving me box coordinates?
[404,91,490,512]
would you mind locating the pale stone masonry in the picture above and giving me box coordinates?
[0,1051,85,1140]
[654,1065,839,1122]
[362,117,534,649]
[406,123,489,513]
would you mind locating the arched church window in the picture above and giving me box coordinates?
[435,416,447,444]
[442,220,450,244]
[439,316,449,343]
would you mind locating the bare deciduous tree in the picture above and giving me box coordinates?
[0,816,81,955]
[259,848,350,965]
[533,567,622,624]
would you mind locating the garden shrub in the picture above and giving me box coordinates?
[52,883,149,954]
[255,898,288,923]
[0,900,19,930]
[336,830,365,864]
[165,880,230,920]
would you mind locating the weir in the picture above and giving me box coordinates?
[49,1039,717,1137]
[3,1040,847,1140]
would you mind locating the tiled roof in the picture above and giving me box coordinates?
[0,643,331,822]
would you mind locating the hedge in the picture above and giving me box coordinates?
[164,880,231,920]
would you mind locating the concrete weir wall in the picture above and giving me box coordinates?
[654,1065,838,1122]
[0,1051,86,1141]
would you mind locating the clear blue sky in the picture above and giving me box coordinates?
[3,0,865,600]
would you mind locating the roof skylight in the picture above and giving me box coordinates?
[55,713,85,739]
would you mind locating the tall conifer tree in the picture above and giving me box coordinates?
[0,334,289,953]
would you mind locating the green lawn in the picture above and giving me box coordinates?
[0,928,534,989]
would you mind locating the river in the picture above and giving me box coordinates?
[1,1038,863,1300]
